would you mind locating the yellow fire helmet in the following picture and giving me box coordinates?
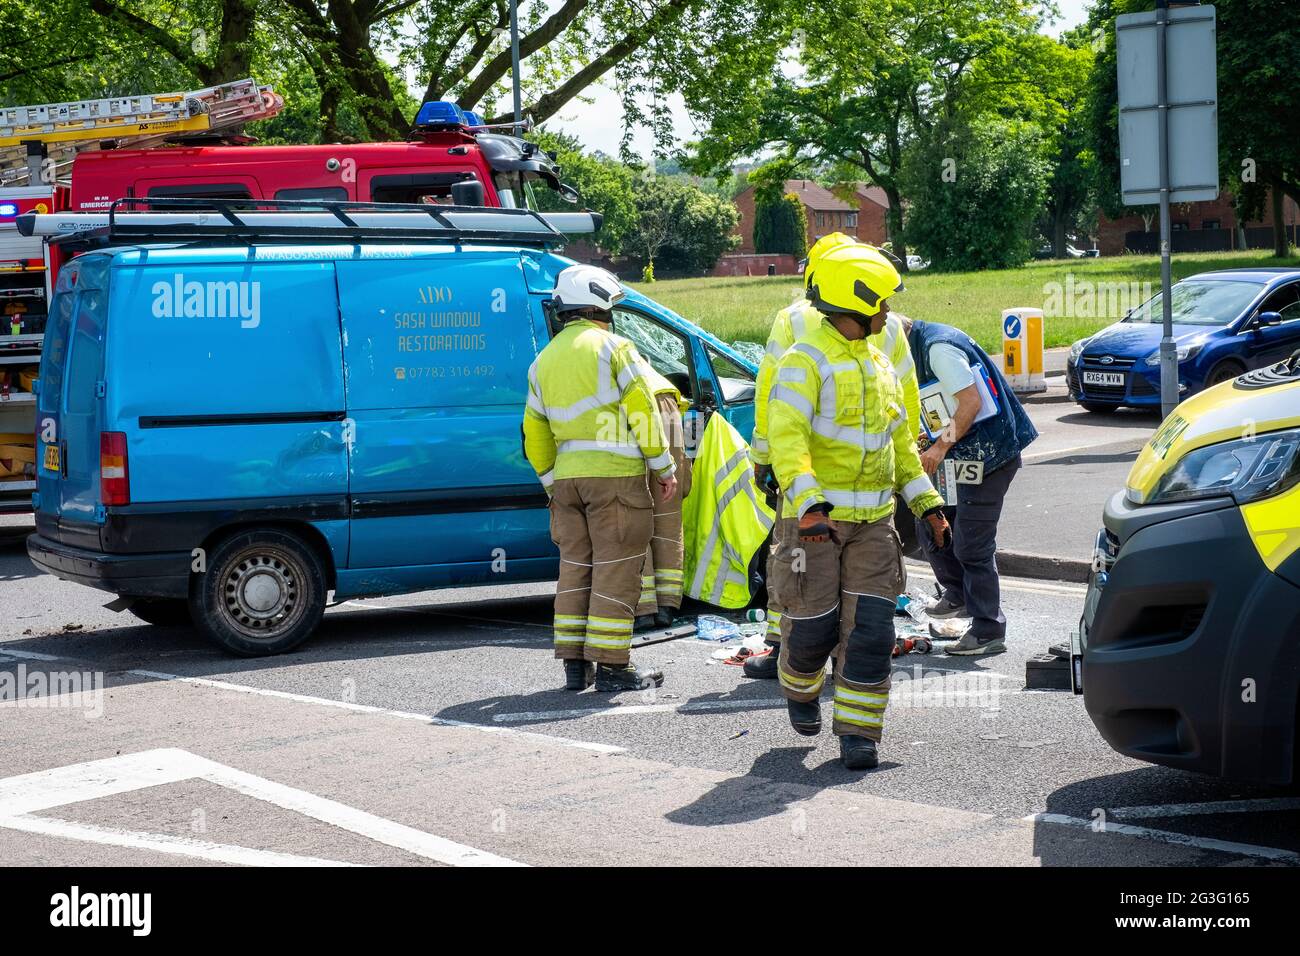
[806,243,904,321]
[804,231,856,291]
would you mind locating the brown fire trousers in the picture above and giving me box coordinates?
[550,474,655,666]
[636,396,692,618]
[768,513,906,741]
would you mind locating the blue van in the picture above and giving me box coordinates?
[25,209,757,655]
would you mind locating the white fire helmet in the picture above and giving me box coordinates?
[551,264,625,314]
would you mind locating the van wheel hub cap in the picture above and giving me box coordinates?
[224,554,297,632]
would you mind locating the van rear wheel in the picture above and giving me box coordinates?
[190,529,326,657]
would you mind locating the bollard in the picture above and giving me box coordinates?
[1001,307,1046,394]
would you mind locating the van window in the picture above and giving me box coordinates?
[38,287,74,414]
[65,287,107,415]
[368,172,476,205]
[275,186,348,203]
[612,308,694,399]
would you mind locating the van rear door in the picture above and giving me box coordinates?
[35,255,110,534]
[335,250,550,583]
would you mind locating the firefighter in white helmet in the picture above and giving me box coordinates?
[523,264,679,691]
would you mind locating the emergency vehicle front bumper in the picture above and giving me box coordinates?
[27,534,191,599]
[1082,491,1300,783]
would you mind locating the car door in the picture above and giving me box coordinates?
[337,251,550,577]
[1248,282,1300,367]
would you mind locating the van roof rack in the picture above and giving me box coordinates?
[18,196,602,250]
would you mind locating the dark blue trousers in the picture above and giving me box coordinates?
[915,456,1021,640]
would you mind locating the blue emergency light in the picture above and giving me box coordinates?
[462,111,485,128]
[414,100,466,127]
[0,203,17,218]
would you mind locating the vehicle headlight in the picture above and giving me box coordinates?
[1144,342,1204,366]
[1141,427,1300,505]
[1069,338,1088,362]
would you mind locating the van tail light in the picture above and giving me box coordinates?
[100,431,130,506]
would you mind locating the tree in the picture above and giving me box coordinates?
[754,193,807,257]
[901,117,1050,271]
[626,177,739,276]
[684,0,1047,269]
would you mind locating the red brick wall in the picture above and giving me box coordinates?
[857,197,888,246]
[732,186,891,253]
[733,188,759,254]
[1096,190,1300,255]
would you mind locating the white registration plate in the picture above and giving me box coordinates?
[1083,370,1124,387]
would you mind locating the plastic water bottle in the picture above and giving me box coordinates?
[696,615,741,642]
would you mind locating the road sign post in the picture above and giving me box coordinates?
[1117,1,1218,420]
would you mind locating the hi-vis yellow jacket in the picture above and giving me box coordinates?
[751,301,919,466]
[523,320,675,490]
[683,413,774,608]
[768,320,942,524]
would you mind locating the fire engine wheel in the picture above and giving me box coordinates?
[190,529,326,657]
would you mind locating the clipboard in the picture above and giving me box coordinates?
[918,362,1001,441]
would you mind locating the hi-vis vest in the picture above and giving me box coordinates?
[768,320,942,524]
[683,414,774,608]
[523,319,675,489]
[751,301,919,466]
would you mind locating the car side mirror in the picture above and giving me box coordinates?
[451,180,486,206]
[1256,311,1283,328]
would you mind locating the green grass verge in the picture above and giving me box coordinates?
[631,250,1300,354]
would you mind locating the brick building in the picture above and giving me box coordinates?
[1096,188,1300,255]
[730,179,891,255]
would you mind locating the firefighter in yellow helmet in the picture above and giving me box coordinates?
[767,247,951,769]
[523,264,678,692]
[745,234,923,681]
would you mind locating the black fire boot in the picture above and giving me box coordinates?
[787,698,822,736]
[742,643,780,679]
[839,735,879,770]
[653,607,675,628]
[594,663,665,692]
[634,614,657,632]
[564,660,595,690]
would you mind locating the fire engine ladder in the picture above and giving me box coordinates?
[0,79,283,187]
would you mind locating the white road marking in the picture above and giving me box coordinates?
[1108,797,1300,820]
[1024,812,1300,863]
[907,565,1086,596]
[1022,437,1148,464]
[0,748,524,867]
[126,668,625,756]
[0,814,357,867]
[0,647,622,755]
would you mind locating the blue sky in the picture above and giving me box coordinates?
[545,0,1094,157]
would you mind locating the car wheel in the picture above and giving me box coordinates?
[189,528,326,657]
[1079,402,1117,413]
[126,597,192,627]
[1206,360,1246,387]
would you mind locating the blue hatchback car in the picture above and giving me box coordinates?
[1067,268,1300,411]
[25,217,757,656]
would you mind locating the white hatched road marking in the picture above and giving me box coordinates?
[1024,812,1300,863]
[0,748,523,867]
[1108,797,1300,820]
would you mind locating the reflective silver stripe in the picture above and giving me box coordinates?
[539,469,555,490]
[526,389,546,416]
[557,439,642,458]
[540,336,621,422]
[646,450,675,474]
[811,419,891,450]
[775,366,808,384]
[616,358,652,393]
[893,350,915,378]
[750,434,770,454]
[691,461,760,603]
[714,449,749,487]
[791,343,832,378]
[787,472,820,500]
[823,488,892,510]
[764,337,786,359]
[789,303,815,340]
[770,385,814,420]
[901,475,935,505]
